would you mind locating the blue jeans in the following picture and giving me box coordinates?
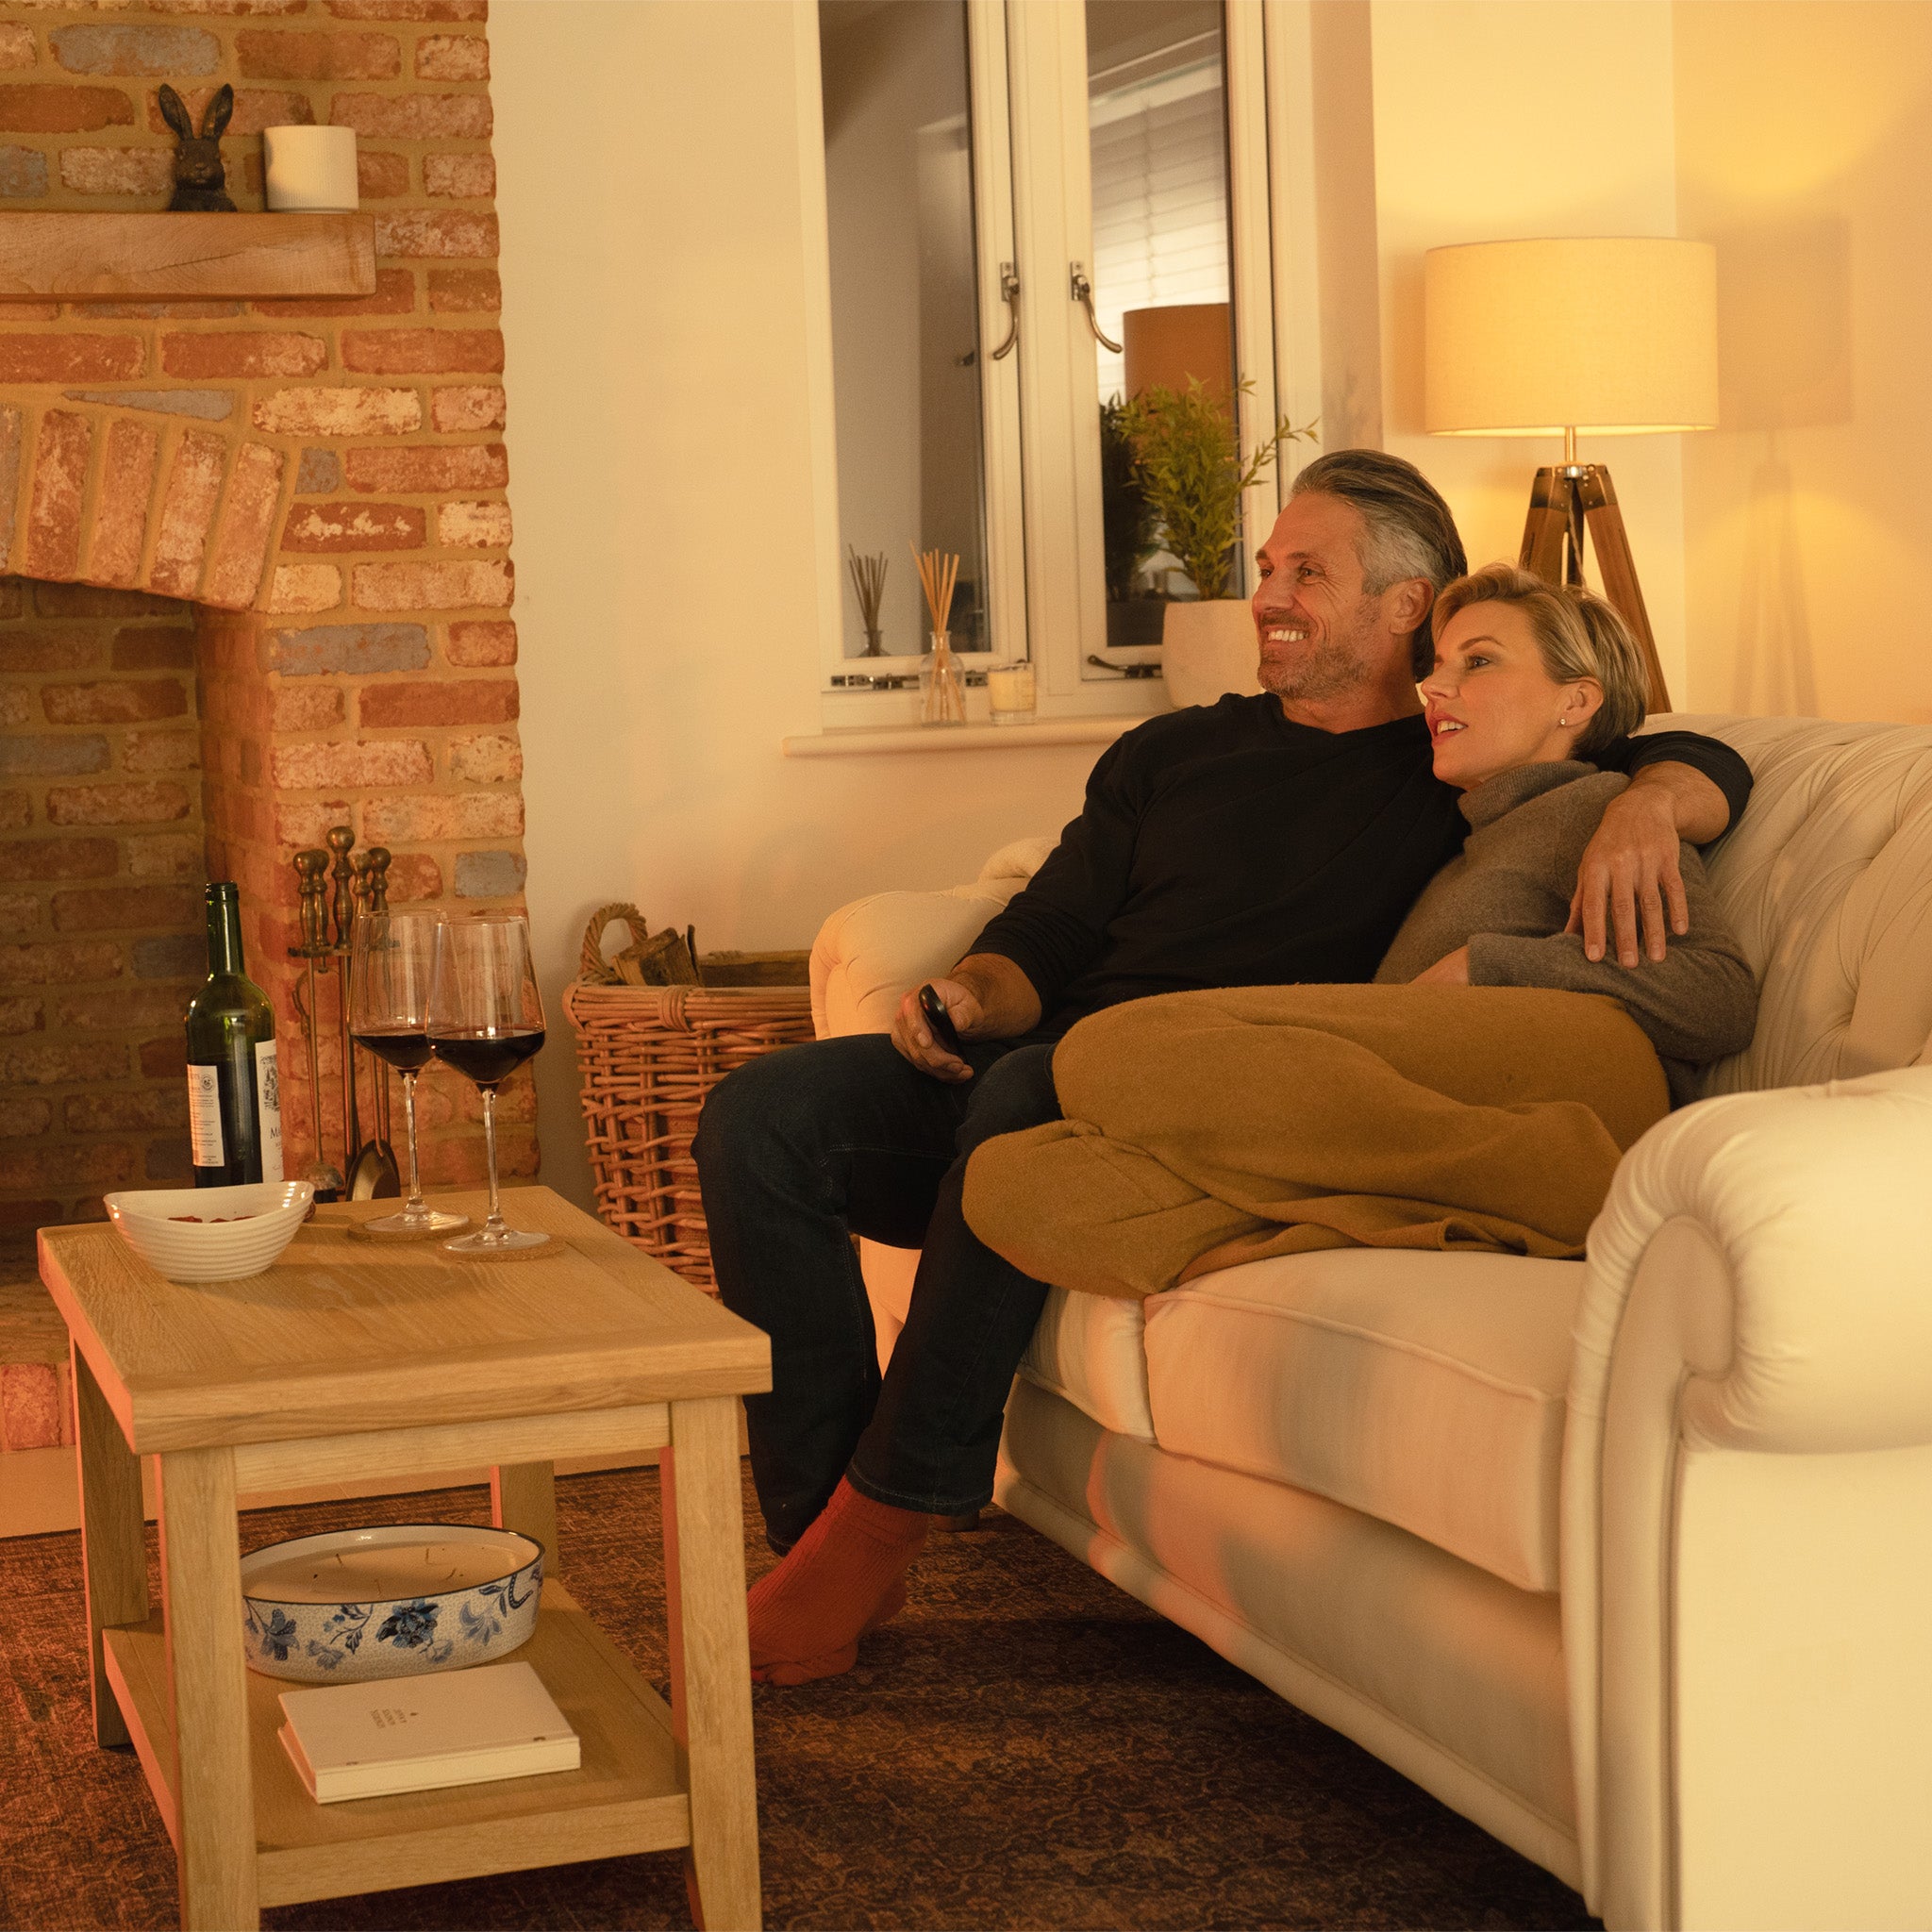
[692,1031,1061,1551]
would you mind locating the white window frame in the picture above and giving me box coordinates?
[797,0,1286,737]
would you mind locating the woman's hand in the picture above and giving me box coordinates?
[1413,945,1471,986]
[890,977,982,1083]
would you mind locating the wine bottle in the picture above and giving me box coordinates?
[184,882,285,1188]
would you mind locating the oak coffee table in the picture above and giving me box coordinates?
[39,1186,772,1931]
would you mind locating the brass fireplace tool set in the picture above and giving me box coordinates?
[289,828,400,1202]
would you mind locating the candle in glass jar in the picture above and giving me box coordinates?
[987,660,1037,725]
[263,125,358,213]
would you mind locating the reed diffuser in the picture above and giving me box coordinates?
[911,543,966,725]
[846,545,888,657]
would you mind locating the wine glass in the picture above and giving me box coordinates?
[426,913,549,1256]
[349,910,470,1240]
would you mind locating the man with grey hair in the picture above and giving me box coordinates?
[696,448,1751,1683]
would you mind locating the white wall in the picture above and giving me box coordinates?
[1368,0,1691,704]
[491,0,1099,1208]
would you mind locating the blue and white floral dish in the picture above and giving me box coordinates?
[240,1523,544,1683]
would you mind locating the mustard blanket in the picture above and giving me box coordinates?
[961,984,1670,1300]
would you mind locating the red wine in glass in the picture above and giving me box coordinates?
[349,912,469,1239]
[426,914,549,1256]
[423,1026,544,1089]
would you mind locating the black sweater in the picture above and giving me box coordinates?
[971,698,1753,1031]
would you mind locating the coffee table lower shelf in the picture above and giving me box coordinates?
[102,1581,691,1910]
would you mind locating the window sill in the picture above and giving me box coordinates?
[782,717,1137,758]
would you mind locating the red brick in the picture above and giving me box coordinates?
[236,28,400,79]
[375,209,497,260]
[374,851,442,901]
[64,1088,189,1134]
[145,86,310,137]
[282,499,425,552]
[0,25,33,70]
[59,145,175,195]
[427,268,499,315]
[254,267,417,320]
[42,680,188,725]
[327,0,487,16]
[449,731,522,785]
[341,327,502,375]
[33,583,177,618]
[271,684,344,732]
[265,564,342,613]
[0,734,109,777]
[357,149,409,199]
[417,29,489,78]
[0,1041,130,1086]
[360,791,522,841]
[162,332,327,378]
[430,384,506,432]
[446,619,515,666]
[269,740,432,789]
[125,832,202,879]
[0,988,42,1023]
[111,624,194,671]
[71,300,242,321]
[438,500,510,548]
[88,417,162,588]
[52,884,200,933]
[0,1097,53,1138]
[423,152,492,199]
[255,387,420,437]
[0,838,118,883]
[24,410,92,580]
[1,337,143,385]
[343,442,505,493]
[140,1034,188,1079]
[1,1363,68,1451]
[332,91,491,140]
[59,987,197,1031]
[353,558,510,611]
[0,628,104,675]
[0,1141,139,1190]
[147,427,227,599]
[44,781,192,827]
[202,440,285,608]
[124,729,202,774]
[0,941,121,985]
[0,85,134,133]
[0,688,26,729]
[359,678,517,728]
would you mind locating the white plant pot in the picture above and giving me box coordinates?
[1161,598,1262,709]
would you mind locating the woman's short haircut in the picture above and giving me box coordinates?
[1431,562,1649,757]
[1289,450,1468,675]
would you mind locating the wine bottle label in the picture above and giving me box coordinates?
[187,1065,225,1168]
[254,1041,284,1185]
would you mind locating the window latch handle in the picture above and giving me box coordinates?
[989,261,1021,361]
[1069,262,1122,353]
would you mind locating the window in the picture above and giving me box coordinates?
[805,0,1282,730]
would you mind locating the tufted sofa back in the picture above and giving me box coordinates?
[1650,716,1932,1095]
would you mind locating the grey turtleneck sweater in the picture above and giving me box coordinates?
[1374,760,1758,1103]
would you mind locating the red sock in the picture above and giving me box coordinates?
[747,1478,927,1686]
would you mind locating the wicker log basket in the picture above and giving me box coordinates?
[563,904,815,1290]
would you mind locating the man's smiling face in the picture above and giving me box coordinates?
[1250,491,1392,706]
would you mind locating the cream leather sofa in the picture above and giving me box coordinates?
[809,715,1932,1931]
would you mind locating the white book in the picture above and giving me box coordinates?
[277,1660,580,1805]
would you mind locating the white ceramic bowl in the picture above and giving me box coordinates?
[104,1181,313,1283]
[241,1523,545,1683]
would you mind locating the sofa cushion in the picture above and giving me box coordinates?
[1142,1246,1583,1593]
[1021,1286,1156,1441]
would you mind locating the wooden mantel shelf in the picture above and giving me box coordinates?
[0,211,375,301]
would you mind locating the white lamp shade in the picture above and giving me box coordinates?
[1425,238,1718,437]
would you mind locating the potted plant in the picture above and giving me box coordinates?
[1116,377,1316,708]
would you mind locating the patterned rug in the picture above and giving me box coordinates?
[0,1468,1596,1930]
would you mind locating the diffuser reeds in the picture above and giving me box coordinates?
[911,544,960,641]
[910,543,966,724]
[846,546,888,656]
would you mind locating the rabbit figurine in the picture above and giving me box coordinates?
[158,83,236,212]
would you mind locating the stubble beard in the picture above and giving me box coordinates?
[1256,603,1378,705]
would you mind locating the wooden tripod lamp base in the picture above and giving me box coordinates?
[1518,462,1673,714]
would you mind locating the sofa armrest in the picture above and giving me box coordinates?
[1563,1068,1932,1928]
[808,836,1056,1039]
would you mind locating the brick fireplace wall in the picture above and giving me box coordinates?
[0,0,534,1302]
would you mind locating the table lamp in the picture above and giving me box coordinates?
[1424,238,1719,711]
